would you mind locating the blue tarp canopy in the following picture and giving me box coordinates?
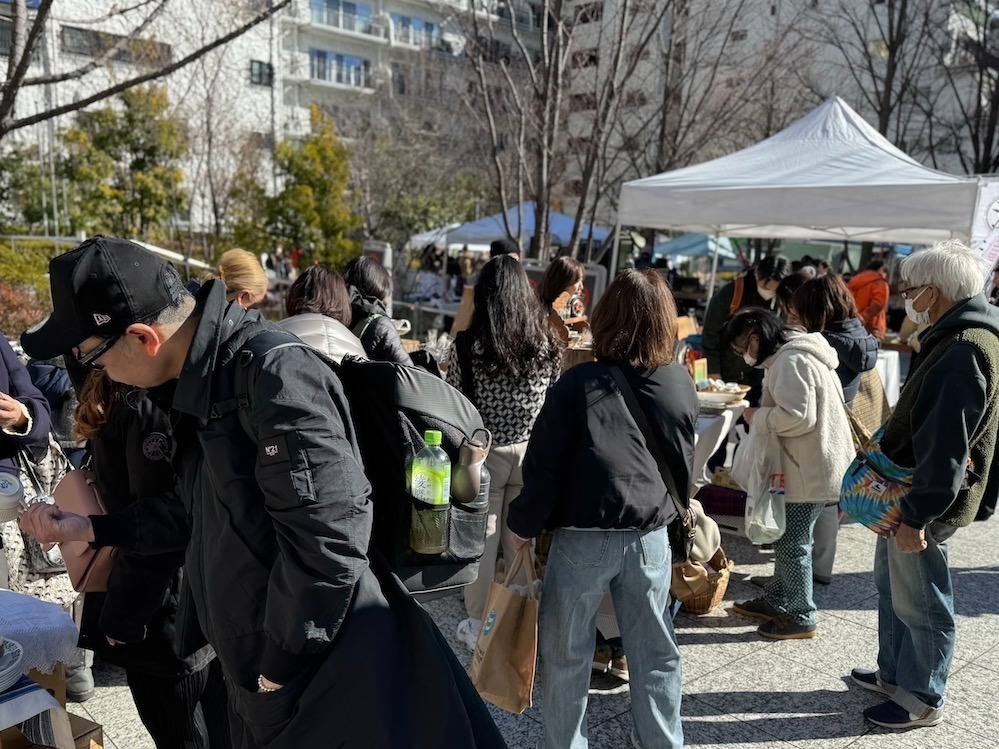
[654,233,737,260]
[446,202,609,247]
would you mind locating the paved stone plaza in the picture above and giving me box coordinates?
[70,518,999,748]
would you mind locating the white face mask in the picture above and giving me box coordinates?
[757,286,776,302]
[743,352,758,367]
[904,286,931,325]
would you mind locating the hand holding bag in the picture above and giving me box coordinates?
[52,469,117,592]
[470,546,539,714]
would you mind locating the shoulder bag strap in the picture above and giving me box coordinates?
[608,365,688,521]
[729,275,744,314]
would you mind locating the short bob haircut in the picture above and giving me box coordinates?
[344,256,393,303]
[285,264,353,326]
[792,275,859,332]
[591,269,677,368]
[723,308,790,364]
[899,240,987,302]
[537,256,586,307]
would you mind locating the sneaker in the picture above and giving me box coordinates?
[750,575,773,589]
[456,617,481,652]
[592,644,612,673]
[813,574,832,586]
[851,668,895,696]
[863,699,943,729]
[758,616,817,640]
[732,598,783,621]
[66,688,95,703]
[609,648,629,682]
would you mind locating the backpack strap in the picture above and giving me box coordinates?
[209,330,334,440]
[352,314,382,340]
[729,275,744,315]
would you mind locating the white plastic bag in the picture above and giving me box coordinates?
[744,430,786,544]
[728,419,759,491]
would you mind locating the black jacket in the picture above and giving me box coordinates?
[508,361,698,538]
[80,388,213,678]
[153,282,503,747]
[700,271,771,402]
[0,333,50,476]
[820,317,879,405]
[348,286,411,365]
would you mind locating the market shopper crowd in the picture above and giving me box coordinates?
[0,233,997,748]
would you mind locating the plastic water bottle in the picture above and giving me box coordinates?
[411,430,451,506]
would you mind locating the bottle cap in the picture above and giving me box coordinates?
[424,429,443,446]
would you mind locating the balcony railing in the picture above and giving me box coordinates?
[393,26,443,49]
[310,62,373,89]
[311,7,376,36]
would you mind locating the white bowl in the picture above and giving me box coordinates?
[696,390,744,405]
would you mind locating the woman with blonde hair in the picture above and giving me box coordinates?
[508,269,695,749]
[214,248,269,309]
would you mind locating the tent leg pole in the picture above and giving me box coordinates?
[609,222,622,280]
[707,231,721,299]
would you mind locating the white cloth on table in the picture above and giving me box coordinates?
[875,349,901,407]
[0,590,78,674]
[691,403,747,489]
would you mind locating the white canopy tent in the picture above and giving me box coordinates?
[616,97,981,294]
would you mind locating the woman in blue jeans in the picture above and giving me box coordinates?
[508,270,697,749]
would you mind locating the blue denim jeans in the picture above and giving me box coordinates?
[874,522,957,714]
[764,503,824,625]
[538,528,682,749]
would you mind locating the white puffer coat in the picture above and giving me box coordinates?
[278,313,367,363]
[756,332,856,504]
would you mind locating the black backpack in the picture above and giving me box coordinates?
[217,330,489,598]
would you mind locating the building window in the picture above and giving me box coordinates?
[569,93,597,112]
[311,0,374,34]
[250,60,274,86]
[571,49,599,69]
[60,25,172,66]
[309,48,371,88]
[623,91,647,108]
[574,2,603,24]
[731,29,747,42]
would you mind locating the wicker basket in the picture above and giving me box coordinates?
[679,549,734,616]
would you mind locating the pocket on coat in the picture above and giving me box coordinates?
[233,664,311,747]
[554,530,610,569]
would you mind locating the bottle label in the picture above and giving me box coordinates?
[412,466,451,505]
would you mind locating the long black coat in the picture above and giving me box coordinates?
[154,282,505,748]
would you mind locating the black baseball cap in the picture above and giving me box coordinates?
[21,235,182,360]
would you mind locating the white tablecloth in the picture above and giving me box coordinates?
[0,590,78,674]
[692,403,747,489]
[876,349,901,407]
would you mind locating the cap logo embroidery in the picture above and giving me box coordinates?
[93,313,112,326]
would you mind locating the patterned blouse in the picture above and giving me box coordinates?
[445,338,562,446]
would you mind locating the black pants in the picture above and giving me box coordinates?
[126,658,231,749]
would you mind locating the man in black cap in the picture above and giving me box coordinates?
[20,236,503,748]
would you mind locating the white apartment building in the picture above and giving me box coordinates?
[0,0,543,235]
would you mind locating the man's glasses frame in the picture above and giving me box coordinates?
[75,335,121,371]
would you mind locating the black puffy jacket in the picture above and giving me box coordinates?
[348,286,411,365]
[81,387,214,678]
[820,317,879,405]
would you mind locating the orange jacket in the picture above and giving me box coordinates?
[848,270,890,336]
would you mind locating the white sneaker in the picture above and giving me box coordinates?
[456,617,481,652]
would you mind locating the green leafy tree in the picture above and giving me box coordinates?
[60,85,189,238]
[0,143,46,231]
[231,106,359,265]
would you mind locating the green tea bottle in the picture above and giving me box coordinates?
[411,430,452,505]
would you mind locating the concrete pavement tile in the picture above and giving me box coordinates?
[684,650,873,748]
[938,663,998,741]
[497,715,544,748]
[843,721,983,748]
[811,573,878,613]
[776,613,882,685]
[77,686,153,749]
[675,618,775,683]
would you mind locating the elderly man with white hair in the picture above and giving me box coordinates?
[851,240,999,729]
